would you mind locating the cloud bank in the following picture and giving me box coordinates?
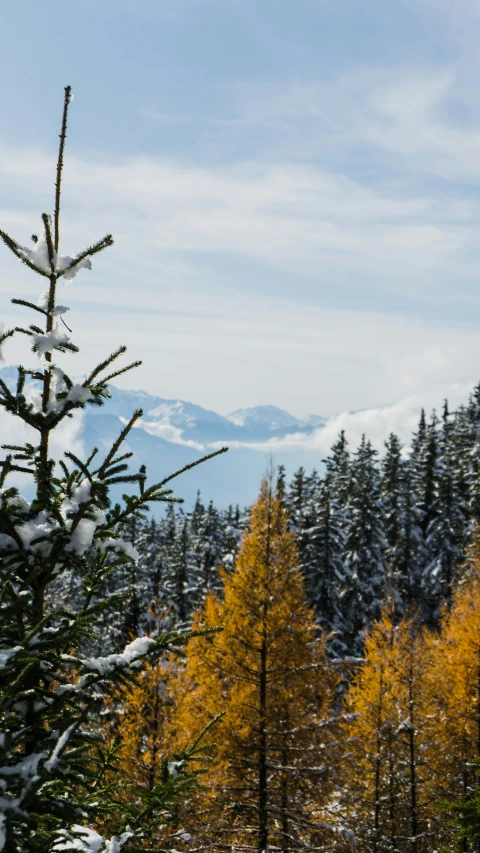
[211,382,475,456]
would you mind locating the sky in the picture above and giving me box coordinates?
[2,0,480,428]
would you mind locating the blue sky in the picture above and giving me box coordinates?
[1,0,480,421]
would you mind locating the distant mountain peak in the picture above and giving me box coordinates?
[227,405,300,430]
[302,413,327,428]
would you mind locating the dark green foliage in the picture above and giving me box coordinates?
[340,436,387,653]
[443,761,480,851]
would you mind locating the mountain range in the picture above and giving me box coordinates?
[0,367,327,510]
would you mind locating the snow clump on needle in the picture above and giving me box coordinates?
[52,825,133,852]
[19,234,92,283]
[81,637,155,676]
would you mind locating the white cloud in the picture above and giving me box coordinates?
[122,415,205,451]
[2,263,480,420]
[244,66,480,184]
[211,382,475,456]
[0,140,474,284]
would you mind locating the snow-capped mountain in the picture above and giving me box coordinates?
[88,387,326,446]
[0,368,327,509]
[227,404,325,433]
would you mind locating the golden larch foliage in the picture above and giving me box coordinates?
[168,475,343,853]
[344,609,433,853]
[422,550,480,848]
[97,651,181,847]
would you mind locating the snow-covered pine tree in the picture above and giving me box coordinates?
[341,436,387,654]
[118,501,246,636]
[394,466,424,614]
[221,502,245,573]
[134,516,165,601]
[190,491,206,540]
[423,402,468,618]
[165,512,197,628]
[325,429,351,507]
[287,466,308,530]
[381,433,403,588]
[381,433,423,615]
[0,87,226,853]
[449,403,474,520]
[297,477,347,654]
[287,467,319,534]
[414,412,439,536]
[463,383,480,527]
[190,499,226,606]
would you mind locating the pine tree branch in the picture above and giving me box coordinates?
[0,378,15,404]
[156,446,229,490]
[97,409,143,478]
[0,461,32,475]
[106,451,133,467]
[185,712,225,755]
[0,230,50,277]
[63,451,93,482]
[0,327,15,346]
[85,447,99,467]
[106,473,144,485]
[11,298,48,316]
[101,360,142,384]
[61,234,114,273]
[86,346,127,384]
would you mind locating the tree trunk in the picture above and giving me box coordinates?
[148,663,161,792]
[259,622,268,853]
[373,665,383,853]
[408,651,418,853]
[388,727,399,853]
[258,485,272,853]
[281,745,289,853]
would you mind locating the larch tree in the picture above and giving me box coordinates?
[345,609,433,853]
[168,474,347,853]
[98,601,221,851]
[425,533,480,851]
[0,87,226,853]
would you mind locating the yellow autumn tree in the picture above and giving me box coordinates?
[97,607,219,850]
[344,608,434,853]
[422,535,480,851]
[169,473,345,853]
